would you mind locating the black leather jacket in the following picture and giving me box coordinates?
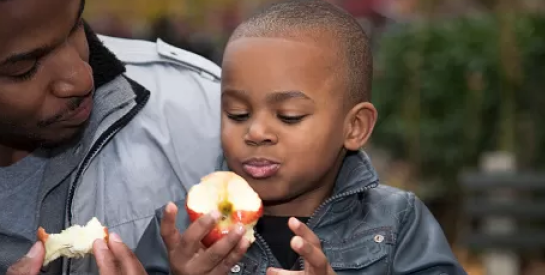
[135,151,468,275]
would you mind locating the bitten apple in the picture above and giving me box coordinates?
[186,171,263,247]
[37,217,109,266]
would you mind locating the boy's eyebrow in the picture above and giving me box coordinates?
[222,89,247,99]
[266,90,313,104]
[222,89,313,103]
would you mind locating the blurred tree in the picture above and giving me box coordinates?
[371,8,545,242]
[85,0,270,26]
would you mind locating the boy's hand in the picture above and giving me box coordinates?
[266,218,336,275]
[160,202,251,275]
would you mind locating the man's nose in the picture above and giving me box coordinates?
[48,43,93,98]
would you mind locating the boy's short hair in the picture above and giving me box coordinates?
[229,0,373,104]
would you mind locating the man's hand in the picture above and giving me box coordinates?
[93,233,148,275]
[266,218,335,275]
[6,242,45,275]
[161,202,251,275]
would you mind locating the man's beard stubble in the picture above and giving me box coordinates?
[37,95,89,127]
[0,118,87,151]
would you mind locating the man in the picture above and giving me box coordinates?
[0,0,221,274]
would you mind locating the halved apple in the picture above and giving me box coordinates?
[37,217,109,266]
[186,171,263,247]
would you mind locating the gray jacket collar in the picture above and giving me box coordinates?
[38,25,149,222]
[38,76,139,216]
[332,150,380,195]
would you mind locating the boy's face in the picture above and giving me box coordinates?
[221,37,369,211]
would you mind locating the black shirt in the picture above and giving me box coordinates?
[256,216,310,270]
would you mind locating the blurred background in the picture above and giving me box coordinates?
[84,1,545,274]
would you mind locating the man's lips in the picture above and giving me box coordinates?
[58,93,93,125]
[241,158,281,179]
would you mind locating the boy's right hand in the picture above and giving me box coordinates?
[160,202,251,275]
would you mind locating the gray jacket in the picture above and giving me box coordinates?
[65,36,222,275]
[135,151,468,275]
[0,30,222,275]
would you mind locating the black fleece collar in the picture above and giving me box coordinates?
[83,21,126,89]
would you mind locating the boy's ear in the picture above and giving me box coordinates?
[343,102,377,151]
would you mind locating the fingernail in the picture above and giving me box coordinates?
[110,233,123,243]
[26,242,40,258]
[292,236,304,249]
[166,202,175,213]
[236,224,245,234]
[210,210,221,220]
[290,217,300,227]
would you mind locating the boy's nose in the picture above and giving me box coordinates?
[244,121,278,146]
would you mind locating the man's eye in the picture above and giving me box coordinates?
[226,113,249,122]
[278,115,307,124]
[10,61,40,82]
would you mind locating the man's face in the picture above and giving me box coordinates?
[0,0,93,149]
[221,37,347,206]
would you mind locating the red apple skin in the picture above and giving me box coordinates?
[37,227,49,243]
[231,206,264,225]
[186,203,263,248]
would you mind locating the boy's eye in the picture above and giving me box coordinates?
[278,114,307,124]
[226,113,249,122]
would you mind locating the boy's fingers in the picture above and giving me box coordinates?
[266,267,301,275]
[290,236,329,274]
[107,233,147,275]
[213,237,251,274]
[160,202,182,253]
[175,210,221,258]
[288,217,321,248]
[288,217,331,273]
[195,224,245,269]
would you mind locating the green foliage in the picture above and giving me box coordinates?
[371,13,545,194]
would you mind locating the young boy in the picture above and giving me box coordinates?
[135,1,467,274]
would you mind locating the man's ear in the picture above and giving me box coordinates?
[343,102,378,151]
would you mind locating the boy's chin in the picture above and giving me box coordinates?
[259,190,308,207]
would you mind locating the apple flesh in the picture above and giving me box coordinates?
[186,171,263,247]
[37,217,109,267]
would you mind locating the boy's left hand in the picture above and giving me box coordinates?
[266,218,336,275]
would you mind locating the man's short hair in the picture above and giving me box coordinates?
[229,0,373,104]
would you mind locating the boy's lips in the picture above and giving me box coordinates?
[241,158,280,179]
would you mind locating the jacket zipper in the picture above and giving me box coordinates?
[297,182,379,270]
[64,92,150,275]
[255,232,279,268]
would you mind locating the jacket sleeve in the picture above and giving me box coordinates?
[135,206,171,275]
[99,35,223,194]
[390,194,468,275]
